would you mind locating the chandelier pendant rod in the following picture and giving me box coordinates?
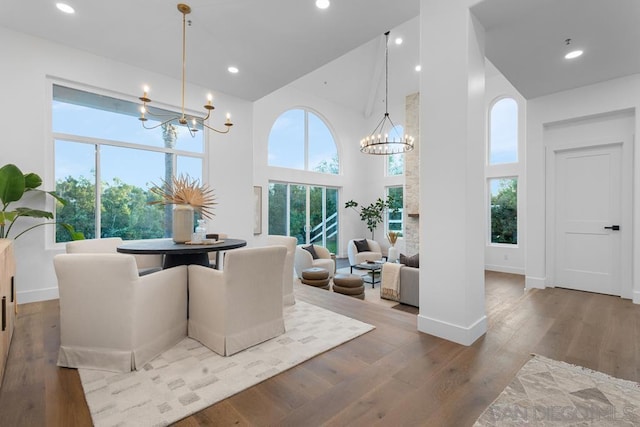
[180,5,188,124]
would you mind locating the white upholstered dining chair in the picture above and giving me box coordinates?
[54,253,188,372]
[187,245,287,356]
[266,235,297,306]
[66,237,163,275]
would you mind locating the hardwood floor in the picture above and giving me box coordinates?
[1,271,639,426]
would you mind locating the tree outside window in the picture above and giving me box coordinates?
[490,178,517,244]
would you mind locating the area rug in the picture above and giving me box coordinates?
[78,301,374,427]
[474,354,640,426]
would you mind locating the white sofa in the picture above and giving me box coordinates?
[294,244,335,278]
[347,238,383,266]
[54,253,188,372]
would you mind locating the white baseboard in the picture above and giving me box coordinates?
[525,276,546,290]
[633,290,640,305]
[17,287,59,305]
[485,265,525,275]
[417,313,487,346]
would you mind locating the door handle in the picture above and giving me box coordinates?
[604,225,620,230]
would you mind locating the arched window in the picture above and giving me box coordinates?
[386,125,405,176]
[268,108,339,174]
[489,98,518,164]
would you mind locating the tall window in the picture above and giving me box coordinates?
[268,182,339,254]
[268,109,339,174]
[386,186,404,236]
[386,125,405,176]
[489,98,518,164]
[489,178,517,244]
[53,84,205,242]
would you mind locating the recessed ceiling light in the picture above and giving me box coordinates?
[415,65,422,72]
[228,66,239,74]
[315,0,330,9]
[395,37,403,45]
[56,2,75,14]
[565,50,583,59]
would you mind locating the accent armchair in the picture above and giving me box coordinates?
[347,238,383,266]
[294,244,335,278]
[188,245,287,356]
[54,253,188,373]
[66,237,163,276]
[266,235,298,306]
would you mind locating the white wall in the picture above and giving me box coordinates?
[0,26,254,303]
[484,64,526,274]
[526,73,640,300]
[252,82,406,257]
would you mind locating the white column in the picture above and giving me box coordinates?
[417,0,487,345]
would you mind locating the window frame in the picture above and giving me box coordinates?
[488,97,518,166]
[48,80,208,246]
[385,185,404,237]
[485,95,521,248]
[267,107,340,174]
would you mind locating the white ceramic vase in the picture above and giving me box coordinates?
[388,245,399,263]
[172,204,194,243]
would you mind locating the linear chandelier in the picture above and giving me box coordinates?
[360,31,414,155]
[138,3,233,137]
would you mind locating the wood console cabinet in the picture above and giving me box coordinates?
[0,239,16,387]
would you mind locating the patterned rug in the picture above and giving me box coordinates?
[78,301,374,427]
[474,354,640,426]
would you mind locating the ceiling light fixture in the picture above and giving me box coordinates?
[56,3,75,14]
[565,50,583,59]
[360,31,414,155]
[415,65,422,72]
[138,4,233,137]
[228,66,239,74]
[395,37,403,45]
[315,0,330,9]
[564,38,583,60]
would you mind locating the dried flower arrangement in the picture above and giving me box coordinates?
[387,231,398,246]
[148,174,216,218]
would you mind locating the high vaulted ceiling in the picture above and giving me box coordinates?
[1,0,638,111]
[0,0,419,102]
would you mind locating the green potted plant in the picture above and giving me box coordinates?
[0,163,83,240]
[345,196,399,239]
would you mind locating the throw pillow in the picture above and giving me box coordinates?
[354,239,371,253]
[400,253,419,268]
[302,245,319,260]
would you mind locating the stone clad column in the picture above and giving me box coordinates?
[404,93,420,256]
[417,0,487,345]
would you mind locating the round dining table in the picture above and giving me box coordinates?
[117,238,247,269]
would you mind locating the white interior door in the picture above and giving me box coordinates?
[555,144,622,295]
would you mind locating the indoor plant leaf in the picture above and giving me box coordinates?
[23,172,43,190]
[0,164,26,205]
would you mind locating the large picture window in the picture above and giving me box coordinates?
[53,84,205,242]
[268,182,338,254]
[268,109,339,174]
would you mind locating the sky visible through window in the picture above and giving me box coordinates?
[490,98,518,164]
[53,99,203,188]
[268,109,338,173]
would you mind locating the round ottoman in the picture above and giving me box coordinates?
[332,273,365,300]
[301,267,330,290]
